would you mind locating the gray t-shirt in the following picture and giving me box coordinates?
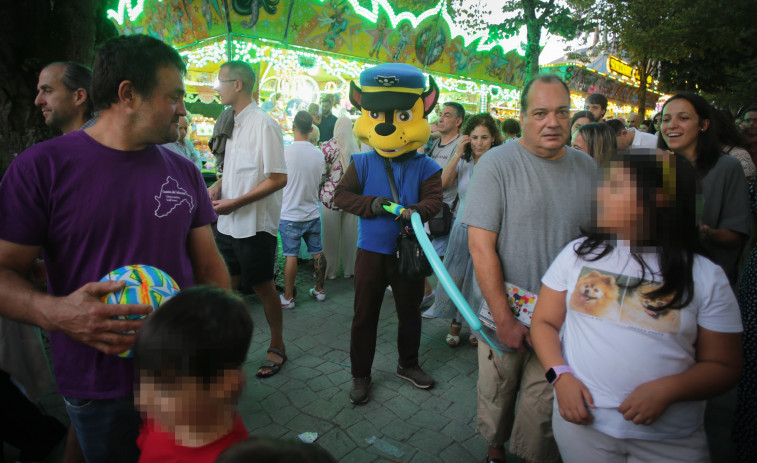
[463,141,596,349]
[429,135,461,206]
[701,154,751,283]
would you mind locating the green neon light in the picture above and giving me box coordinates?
[179,39,519,98]
[107,0,151,25]
[110,0,518,54]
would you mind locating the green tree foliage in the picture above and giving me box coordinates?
[578,0,757,113]
[486,0,589,79]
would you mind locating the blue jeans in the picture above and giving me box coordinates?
[63,395,140,463]
[279,218,323,256]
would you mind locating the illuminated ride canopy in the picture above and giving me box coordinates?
[107,0,529,110]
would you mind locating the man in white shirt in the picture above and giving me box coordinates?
[209,61,289,378]
[606,119,658,150]
[278,111,327,309]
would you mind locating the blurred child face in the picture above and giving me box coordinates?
[597,166,642,239]
[136,373,234,430]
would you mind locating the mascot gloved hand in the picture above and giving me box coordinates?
[371,197,394,216]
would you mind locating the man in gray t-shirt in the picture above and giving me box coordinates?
[463,75,595,463]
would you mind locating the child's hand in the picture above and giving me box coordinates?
[618,380,671,425]
[555,374,595,425]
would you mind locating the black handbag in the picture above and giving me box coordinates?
[383,159,433,278]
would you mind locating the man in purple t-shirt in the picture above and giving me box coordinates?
[0,35,229,463]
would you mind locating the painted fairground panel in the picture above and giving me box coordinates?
[228,0,288,41]
[420,20,528,88]
[107,0,229,48]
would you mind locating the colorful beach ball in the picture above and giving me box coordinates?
[99,264,180,358]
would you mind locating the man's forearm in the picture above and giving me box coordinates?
[235,173,287,207]
[469,238,515,326]
[0,267,55,330]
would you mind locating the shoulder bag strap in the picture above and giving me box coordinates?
[383,158,400,204]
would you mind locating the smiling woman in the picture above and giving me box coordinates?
[659,92,750,284]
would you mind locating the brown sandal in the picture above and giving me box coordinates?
[256,347,287,378]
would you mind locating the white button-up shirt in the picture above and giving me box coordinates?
[217,101,287,239]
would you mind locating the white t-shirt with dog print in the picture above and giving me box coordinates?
[541,238,742,440]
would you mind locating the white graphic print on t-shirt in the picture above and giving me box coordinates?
[154,176,196,218]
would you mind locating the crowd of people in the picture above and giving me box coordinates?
[0,32,756,463]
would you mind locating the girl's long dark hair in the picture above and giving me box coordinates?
[461,113,503,162]
[575,153,703,309]
[657,92,720,176]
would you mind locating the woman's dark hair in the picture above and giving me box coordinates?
[92,34,186,111]
[712,108,748,150]
[293,110,313,135]
[657,92,720,176]
[501,118,521,137]
[575,153,702,310]
[461,113,503,162]
[650,112,661,135]
[216,437,337,463]
[570,110,595,133]
[641,119,652,132]
[134,286,253,384]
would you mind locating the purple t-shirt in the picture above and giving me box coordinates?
[0,130,217,399]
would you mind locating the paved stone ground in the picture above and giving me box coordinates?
[6,258,737,462]
[242,261,519,462]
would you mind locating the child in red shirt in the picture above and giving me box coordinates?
[134,286,253,462]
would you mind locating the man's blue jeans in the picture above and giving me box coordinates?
[63,395,140,463]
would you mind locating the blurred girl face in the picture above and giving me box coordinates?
[571,117,592,135]
[470,125,494,157]
[571,131,588,154]
[597,166,641,238]
[661,99,709,159]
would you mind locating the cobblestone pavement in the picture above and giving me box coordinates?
[243,263,520,462]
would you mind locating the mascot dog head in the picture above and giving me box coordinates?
[349,63,439,158]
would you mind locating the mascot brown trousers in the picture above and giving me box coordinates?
[350,248,425,378]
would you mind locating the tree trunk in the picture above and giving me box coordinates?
[0,0,117,178]
[522,0,542,79]
[636,59,648,118]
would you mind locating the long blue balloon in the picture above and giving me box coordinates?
[386,203,503,356]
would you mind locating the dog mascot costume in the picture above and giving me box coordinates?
[334,63,443,404]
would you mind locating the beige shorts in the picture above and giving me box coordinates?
[552,407,710,463]
[477,346,560,463]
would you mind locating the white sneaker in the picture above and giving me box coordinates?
[420,290,435,308]
[309,287,326,302]
[280,294,295,309]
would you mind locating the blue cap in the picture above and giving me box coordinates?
[359,63,426,91]
[357,64,427,111]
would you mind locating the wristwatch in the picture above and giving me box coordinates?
[545,365,573,385]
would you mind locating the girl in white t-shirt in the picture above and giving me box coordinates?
[531,153,743,463]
